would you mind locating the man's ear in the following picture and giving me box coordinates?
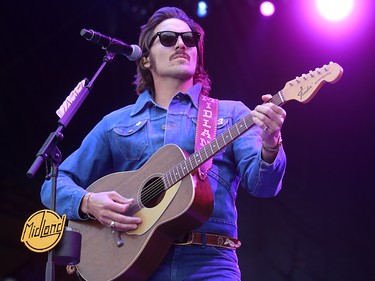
[142,56,150,69]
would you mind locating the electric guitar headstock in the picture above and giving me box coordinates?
[280,62,343,104]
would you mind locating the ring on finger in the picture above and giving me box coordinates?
[263,126,269,132]
[110,220,115,228]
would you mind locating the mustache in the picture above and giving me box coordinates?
[169,49,190,61]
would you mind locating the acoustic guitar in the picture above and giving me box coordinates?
[68,62,343,281]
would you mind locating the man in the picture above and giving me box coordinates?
[41,6,286,281]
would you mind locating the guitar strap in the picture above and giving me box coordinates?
[195,94,219,181]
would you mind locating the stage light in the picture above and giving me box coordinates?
[260,1,275,17]
[197,1,208,17]
[316,0,354,22]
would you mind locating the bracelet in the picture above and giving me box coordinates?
[86,192,96,220]
[262,134,282,153]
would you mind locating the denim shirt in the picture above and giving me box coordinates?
[41,83,286,238]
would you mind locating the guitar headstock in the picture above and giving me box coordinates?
[281,62,343,103]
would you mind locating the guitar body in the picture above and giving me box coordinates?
[68,144,214,281]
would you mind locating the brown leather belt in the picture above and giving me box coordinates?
[174,232,241,249]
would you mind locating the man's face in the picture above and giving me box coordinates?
[144,18,198,83]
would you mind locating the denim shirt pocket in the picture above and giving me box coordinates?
[216,117,229,131]
[113,120,148,161]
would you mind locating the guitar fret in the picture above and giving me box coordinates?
[244,115,254,129]
[270,92,284,107]
[218,134,225,147]
[201,151,205,162]
[171,168,178,184]
[175,167,181,181]
[187,157,194,172]
[164,172,172,188]
[177,163,185,180]
[174,167,179,182]
[227,129,233,140]
[195,153,202,165]
[231,125,239,140]
[212,141,218,154]
[181,162,188,174]
[203,146,209,162]
[162,176,169,190]
[238,119,247,131]
[207,142,214,155]
[279,92,284,104]
[240,118,248,131]
[223,132,230,144]
[169,171,175,185]
[235,122,241,135]
[177,167,181,178]
[185,160,193,173]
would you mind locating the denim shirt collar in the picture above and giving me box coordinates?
[130,83,202,116]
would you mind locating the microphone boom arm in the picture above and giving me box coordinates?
[26,50,116,179]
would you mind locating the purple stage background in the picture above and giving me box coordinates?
[1,1,374,280]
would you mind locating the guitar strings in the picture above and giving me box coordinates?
[133,147,214,208]
[138,154,196,206]
[133,133,224,208]
[126,165,184,212]
[128,146,212,209]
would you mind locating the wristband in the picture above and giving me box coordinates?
[86,192,96,220]
[262,134,282,153]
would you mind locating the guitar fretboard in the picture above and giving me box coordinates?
[163,91,285,189]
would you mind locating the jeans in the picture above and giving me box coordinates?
[148,245,241,281]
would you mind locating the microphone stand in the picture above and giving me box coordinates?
[26,50,116,281]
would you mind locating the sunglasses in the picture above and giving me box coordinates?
[149,31,201,48]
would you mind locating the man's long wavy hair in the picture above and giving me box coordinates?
[133,7,211,96]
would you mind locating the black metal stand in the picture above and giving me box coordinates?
[26,51,116,281]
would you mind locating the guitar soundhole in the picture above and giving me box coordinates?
[141,176,165,208]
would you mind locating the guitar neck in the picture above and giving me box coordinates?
[162,61,344,188]
[163,91,286,188]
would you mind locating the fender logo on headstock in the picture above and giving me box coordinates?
[298,84,313,100]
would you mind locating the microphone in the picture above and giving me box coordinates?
[80,28,142,61]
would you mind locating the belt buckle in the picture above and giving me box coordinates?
[174,232,195,245]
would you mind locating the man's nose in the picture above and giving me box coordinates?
[175,35,186,48]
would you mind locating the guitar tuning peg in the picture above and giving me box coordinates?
[302,74,307,80]
[309,70,314,77]
[315,67,321,74]
[295,76,301,83]
[323,64,328,71]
